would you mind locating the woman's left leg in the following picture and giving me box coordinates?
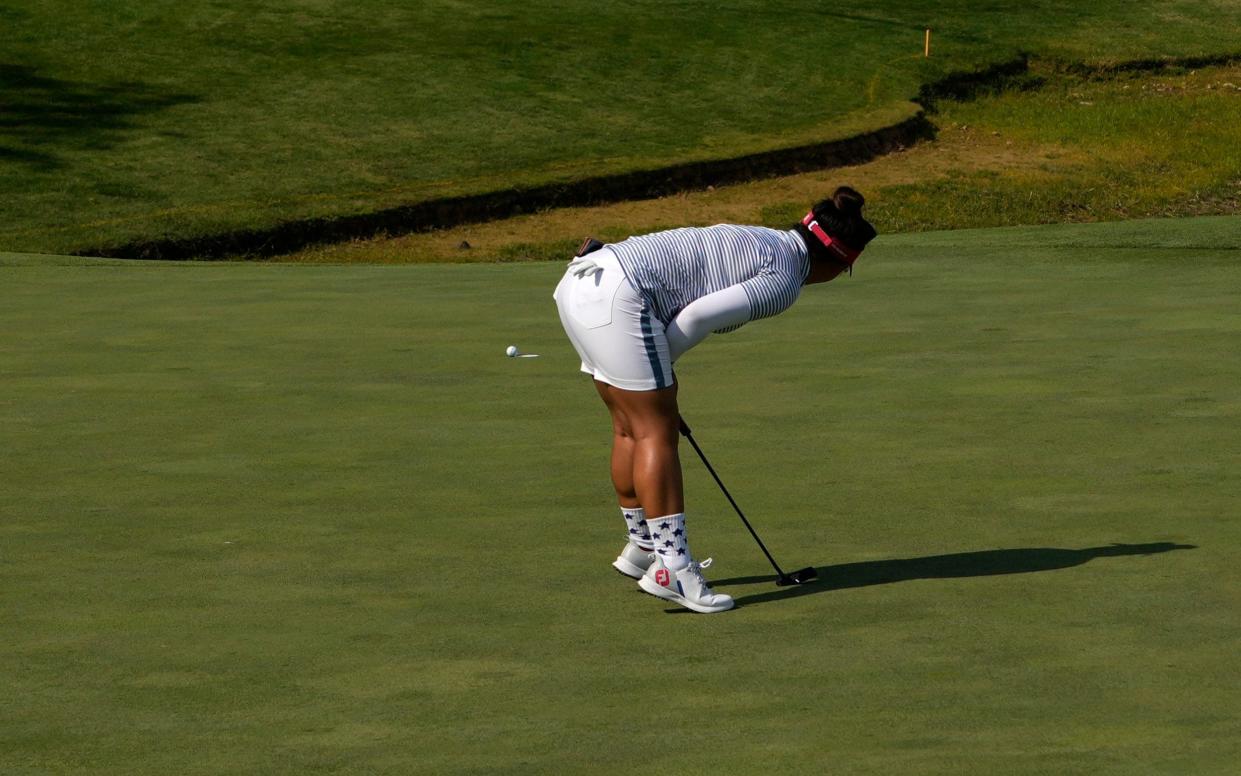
[594,379,682,518]
[594,379,659,578]
[595,380,640,509]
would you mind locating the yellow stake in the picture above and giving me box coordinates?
[925,28,932,57]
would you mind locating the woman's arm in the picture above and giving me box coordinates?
[665,284,752,362]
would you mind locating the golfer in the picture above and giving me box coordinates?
[553,186,876,613]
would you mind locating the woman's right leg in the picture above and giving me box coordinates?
[595,380,733,612]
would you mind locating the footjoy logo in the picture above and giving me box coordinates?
[655,569,670,586]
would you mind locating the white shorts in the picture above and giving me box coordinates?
[553,248,674,391]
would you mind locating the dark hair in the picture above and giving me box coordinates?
[795,185,877,267]
[831,186,866,217]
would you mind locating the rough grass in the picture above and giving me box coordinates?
[2,217,1239,773]
[871,64,1241,231]
[289,63,1241,264]
[4,1,1241,254]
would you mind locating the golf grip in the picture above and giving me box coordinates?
[677,417,787,577]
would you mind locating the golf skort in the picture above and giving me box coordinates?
[553,248,673,391]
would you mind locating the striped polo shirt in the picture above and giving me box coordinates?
[607,224,811,332]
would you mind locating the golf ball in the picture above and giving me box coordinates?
[506,345,519,357]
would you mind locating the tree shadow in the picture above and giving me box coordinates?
[827,11,928,32]
[824,11,989,43]
[0,63,198,170]
[685,542,1197,611]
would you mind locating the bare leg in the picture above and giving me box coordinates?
[610,434,641,509]
[593,381,729,609]
[594,379,683,517]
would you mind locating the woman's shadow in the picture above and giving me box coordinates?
[705,542,1195,609]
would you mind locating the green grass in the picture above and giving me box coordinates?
[4,1,1241,254]
[3,216,1239,773]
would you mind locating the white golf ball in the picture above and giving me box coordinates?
[506,345,519,357]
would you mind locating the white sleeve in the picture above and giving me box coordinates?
[665,284,752,362]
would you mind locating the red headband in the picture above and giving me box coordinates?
[802,211,861,266]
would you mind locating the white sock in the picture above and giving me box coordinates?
[621,506,653,551]
[649,513,690,570]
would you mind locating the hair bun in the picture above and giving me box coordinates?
[832,186,865,215]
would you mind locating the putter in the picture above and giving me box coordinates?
[678,417,818,586]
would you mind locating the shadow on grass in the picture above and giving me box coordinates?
[828,11,928,32]
[0,63,197,169]
[693,542,1197,611]
[825,11,992,44]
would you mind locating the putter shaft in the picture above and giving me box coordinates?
[678,417,793,580]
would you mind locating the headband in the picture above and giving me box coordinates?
[802,211,862,266]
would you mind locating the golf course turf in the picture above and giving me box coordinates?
[2,216,1238,772]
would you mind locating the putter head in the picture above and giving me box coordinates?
[776,567,818,586]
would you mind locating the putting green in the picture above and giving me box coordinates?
[2,217,1238,773]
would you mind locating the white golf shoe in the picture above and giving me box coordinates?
[638,556,734,613]
[613,542,656,579]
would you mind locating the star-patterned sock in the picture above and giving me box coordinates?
[622,506,653,551]
[648,512,690,571]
